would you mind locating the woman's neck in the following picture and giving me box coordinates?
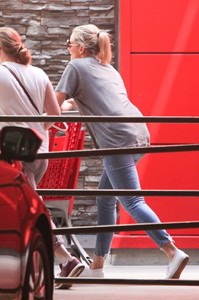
[0,52,16,64]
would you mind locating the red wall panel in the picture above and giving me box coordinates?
[130,55,199,143]
[131,0,199,52]
[115,0,199,247]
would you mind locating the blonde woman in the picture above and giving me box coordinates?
[56,24,190,280]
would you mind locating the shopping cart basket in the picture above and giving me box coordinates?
[38,121,92,265]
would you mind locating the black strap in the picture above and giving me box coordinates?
[2,64,40,114]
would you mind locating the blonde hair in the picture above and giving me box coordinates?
[0,27,31,65]
[72,24,112,64]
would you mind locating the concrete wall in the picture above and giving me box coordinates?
[0,0,118,226]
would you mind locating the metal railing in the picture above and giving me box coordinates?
[1,114,199,286]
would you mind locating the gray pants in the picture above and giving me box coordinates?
[22,159,65,249]
[22,159,48,189]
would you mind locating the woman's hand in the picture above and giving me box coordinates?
[61,98,77,112]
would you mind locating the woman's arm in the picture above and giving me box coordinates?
[44,81,61,130]
[56,91,69,106]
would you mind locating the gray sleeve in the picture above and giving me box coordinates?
[55,63,79,98]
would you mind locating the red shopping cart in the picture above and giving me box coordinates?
[38,121,92,265]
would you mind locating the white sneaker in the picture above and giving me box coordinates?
[79,266,104,278]
[165,249,189,279]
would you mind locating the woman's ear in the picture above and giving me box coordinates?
[79,45,85,55]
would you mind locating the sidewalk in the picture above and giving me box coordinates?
[53,264,199,300]
[54,235,198,299]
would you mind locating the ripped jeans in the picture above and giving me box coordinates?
[95,154,172,257]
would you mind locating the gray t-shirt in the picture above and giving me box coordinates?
[56,57,150,149]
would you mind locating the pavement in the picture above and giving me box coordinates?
[52,235,199,299]
[53,264,199,300]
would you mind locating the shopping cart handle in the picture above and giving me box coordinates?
[52,122,68,132]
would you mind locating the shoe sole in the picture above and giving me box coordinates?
[56,264,85,289]
[68,264,85,277]
[170,256,190,279]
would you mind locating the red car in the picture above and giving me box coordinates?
[0,126,54,300]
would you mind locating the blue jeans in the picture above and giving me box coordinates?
[95,154,172,257]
